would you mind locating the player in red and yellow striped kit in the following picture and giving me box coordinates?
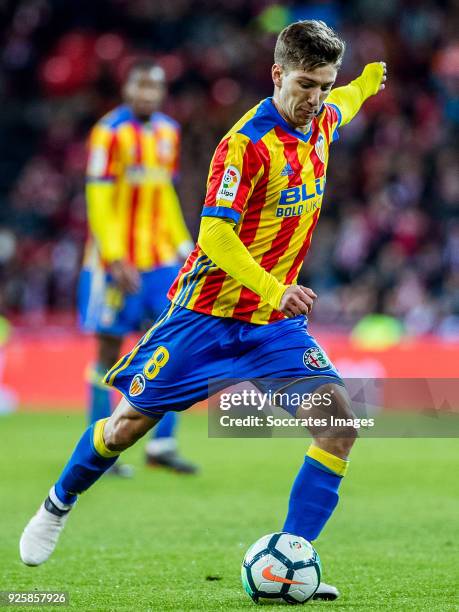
[22,22,386,597]
[78,61,197,474]
[167,97,338,324]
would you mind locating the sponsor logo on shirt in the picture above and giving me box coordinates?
[276,177,326,217]
[280,162,295,176]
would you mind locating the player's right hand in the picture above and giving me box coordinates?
[279,285,317,318]
[109,260,140,294]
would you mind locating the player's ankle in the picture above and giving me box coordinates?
[48,486,74,513]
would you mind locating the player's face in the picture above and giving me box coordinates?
[272,63,337,129]
[124,68,166,122]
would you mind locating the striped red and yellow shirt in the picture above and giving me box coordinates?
[85,105,191,270]
[168,97,342,325]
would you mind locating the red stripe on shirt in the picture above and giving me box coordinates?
[309,125,325,179]
[192,268,228,313]
[151,187,160,267]
[127,186,139,263]
[231,140,263,215]
[268,309,285,323]
[167,244,200,300]
[127,122,143,263]
[233,130,301,321]
[284,208,321,285]
[195,140,269,315]
[267,124,325,322]
[267,207,321,323]
[321,111,330,144]
[105,131,119,179]
[204,138,230,207]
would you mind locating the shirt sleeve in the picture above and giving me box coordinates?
[85,123,124,262]
[326,62,385,127]
[201,132,264,224]
[172,125,181,183]
[322,104,342,143]
[86,123,120,182]
[198,216,287,310]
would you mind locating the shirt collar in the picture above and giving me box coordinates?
[264,97,315,142]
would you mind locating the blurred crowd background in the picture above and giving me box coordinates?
[0,0,458,337]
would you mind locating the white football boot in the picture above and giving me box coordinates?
[19,488,72,566]
[313,581,340,601]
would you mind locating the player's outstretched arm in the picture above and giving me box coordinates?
[199,216,316,316]
[326,62,387,126]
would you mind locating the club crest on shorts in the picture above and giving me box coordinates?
[314,134,326,164]
[303,346,330,371]
[129,374,145,397]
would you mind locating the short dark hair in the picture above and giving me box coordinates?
[125,59,165,83]
[274,20,345,71]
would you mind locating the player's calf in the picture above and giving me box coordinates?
[282,380,356,542]
[104,398,158,452]
[306,381,358,459]
[20,398,159,566]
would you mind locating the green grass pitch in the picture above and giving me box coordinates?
[1,411,458,611]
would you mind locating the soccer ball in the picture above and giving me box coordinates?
[241,532,321,604]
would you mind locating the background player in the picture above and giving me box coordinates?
[20,20,386,598]
[79,60,197,474]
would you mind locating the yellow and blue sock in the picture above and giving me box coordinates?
[54,418,119,505]
[283,444,348,541]
[87,364,112,424]
[151,411,177,439]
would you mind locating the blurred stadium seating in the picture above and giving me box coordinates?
[0,1,458,402]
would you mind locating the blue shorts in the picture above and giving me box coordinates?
[78,265,181,337]
[104,304,342,417]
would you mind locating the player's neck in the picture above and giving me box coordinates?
[271,97,312,134]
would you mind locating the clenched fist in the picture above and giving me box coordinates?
[279,285,317,318]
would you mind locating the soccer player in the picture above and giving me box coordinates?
[20,20,386,599]
[79,60,197,474]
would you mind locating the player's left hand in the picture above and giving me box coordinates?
[362,62,387,96]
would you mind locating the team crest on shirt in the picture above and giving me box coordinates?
[129,374,146,397]
[303,347,331,371]
[217,165,241,202]
[314,134,326,163]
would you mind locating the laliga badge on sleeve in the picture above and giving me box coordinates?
[217,165,241,202]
